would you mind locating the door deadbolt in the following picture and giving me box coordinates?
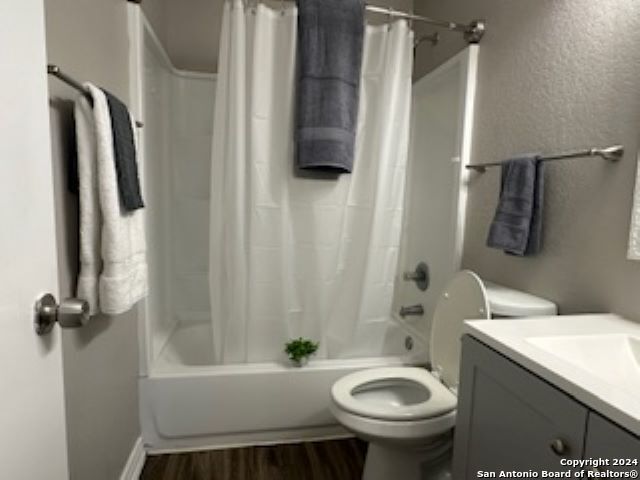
[34,293,90,335]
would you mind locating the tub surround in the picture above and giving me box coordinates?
[465,314,640,436]
[132,10,217,367]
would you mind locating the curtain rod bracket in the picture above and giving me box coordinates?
[364,4,486,43]
[464,20,486,44]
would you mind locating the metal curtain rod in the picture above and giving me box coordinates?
[47,64,144,128]
[466,145,625,173]
[364,4,485,44]
[126,0,484,43]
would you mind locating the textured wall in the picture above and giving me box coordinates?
[142,0,413,73]
[414,0,640,319]
[141,0,224,72]
[44,0,141,478]
[139,0,169,50]
[164,0,223,72]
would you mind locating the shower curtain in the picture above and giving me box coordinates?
[209,0,413,364]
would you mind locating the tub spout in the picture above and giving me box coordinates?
[399,304,424,318]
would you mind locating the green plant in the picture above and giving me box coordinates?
[285,337,319,364]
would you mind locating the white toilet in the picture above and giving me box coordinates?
[330,270,557,480]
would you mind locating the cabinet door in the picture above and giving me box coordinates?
[453,336,588,479]
[584,413,640,475]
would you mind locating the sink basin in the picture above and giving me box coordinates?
[526,334,640,396]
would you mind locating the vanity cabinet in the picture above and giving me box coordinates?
[584,413,640,473]
[452,336,587,478]
[453,336,640,479]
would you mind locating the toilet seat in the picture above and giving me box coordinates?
[331,367,457,421]
[328,270,558,480]
[430,270,490,389]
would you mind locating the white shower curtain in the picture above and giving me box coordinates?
[210,0,413,364]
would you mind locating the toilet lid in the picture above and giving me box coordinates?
[430,270,490,389]
[331,367,457,421]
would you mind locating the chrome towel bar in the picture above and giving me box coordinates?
[466,145,624,173]
[47,64,144,128]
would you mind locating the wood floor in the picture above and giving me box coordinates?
[140,438,367,480]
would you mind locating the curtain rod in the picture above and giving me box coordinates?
[466,145,625,173]
[126,0,485,44]
[47,64,144,128]
[364,4,485,43]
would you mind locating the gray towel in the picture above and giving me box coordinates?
[103,89,145,211]
[296,0,364,173]
[486,155,545,256]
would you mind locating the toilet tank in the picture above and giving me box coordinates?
[484,282,557,318]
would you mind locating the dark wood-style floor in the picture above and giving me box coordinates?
[140,439,367,480]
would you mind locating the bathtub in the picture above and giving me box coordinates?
[141,320,428,452]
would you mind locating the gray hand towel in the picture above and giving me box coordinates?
[295,0,364,174]
[486,155,545,256]
[103,89,145,211]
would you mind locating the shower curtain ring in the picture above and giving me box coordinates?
[387,7,394,30]
[280,0,286,15]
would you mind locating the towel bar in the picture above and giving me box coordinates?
[47,64,144,128]
[467,145,624,173]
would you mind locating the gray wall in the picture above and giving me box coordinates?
[142,0,223,72]
[141,0,413,73]
[44,0,141,478]
[140,0,169,51]
[414,0,640,319]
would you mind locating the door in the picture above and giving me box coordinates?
[0,2,69,479]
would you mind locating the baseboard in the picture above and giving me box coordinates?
[120,436,146,480]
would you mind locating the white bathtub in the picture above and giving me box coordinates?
[141,320,428,452]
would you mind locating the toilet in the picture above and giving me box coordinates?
[330,270,557,480]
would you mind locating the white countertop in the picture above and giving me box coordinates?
[464,314,640,437]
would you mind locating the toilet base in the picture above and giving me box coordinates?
[362,438,452,480]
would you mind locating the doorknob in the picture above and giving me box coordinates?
[34,293,90,335]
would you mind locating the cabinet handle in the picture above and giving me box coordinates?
[549,438,568,456]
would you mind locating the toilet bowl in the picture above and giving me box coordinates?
[330,270,557,480]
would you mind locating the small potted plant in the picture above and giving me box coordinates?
[285,337,319,367]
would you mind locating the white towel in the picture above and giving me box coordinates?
[75,84,148,315]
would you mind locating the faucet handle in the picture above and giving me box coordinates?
[402,262,429,291]
[399,304,425,318]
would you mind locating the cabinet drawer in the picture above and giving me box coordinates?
[453,336,588,478]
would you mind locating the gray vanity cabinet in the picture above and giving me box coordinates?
[452,336,588,478]
[584,413,640,473]
[453,336,640,479]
